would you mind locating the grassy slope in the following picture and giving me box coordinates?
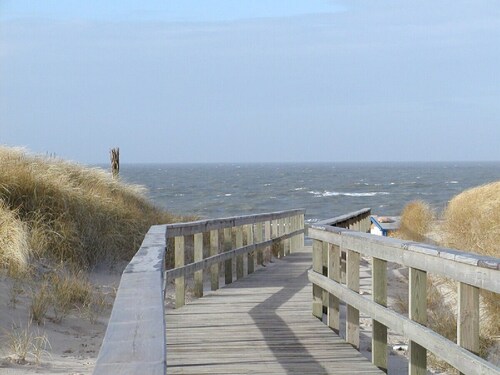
[0,146,184,270]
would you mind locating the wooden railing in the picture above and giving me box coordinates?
[308,210,500,375]
[93,209,305,375]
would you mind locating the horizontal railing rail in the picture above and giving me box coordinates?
[93,224,168,375]
[308,212,500,375]
[93,209,306,375]
[315,207,371,229]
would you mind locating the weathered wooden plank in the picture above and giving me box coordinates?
[409,267,427,375]
[94,225,166,375]
[246,224,255,274]
[312,240,323,319]
[278,218,285,258]
[308,271,500,375]
[236,226,244,280]
[175,236,185,308]
[316,208,371,227]
[193,232,203,298]
[210,229,219,291]
[328,243,341,332]
[223,227,232,285]
[346,249,360,349]
[256,222,264,265]
[372,257,388,372]
[264,220,271,263]
[458,282,480,375]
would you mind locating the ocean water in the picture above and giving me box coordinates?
[118,162,500,223]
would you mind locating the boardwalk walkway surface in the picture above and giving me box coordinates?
[165,247,384,374]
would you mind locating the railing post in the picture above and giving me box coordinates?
[291,215,298,252]
[409,268,427,375]
[278,218,285,258]
[175,235,185,308]
[284,216,291,256]
[210,229,219,291]
[299,213,305,248]
[346,248,360,348]
[328,242,341,332]
[246,224,255,274]
[236,226,244,279]
[322,241,329,315]
[372,257,388,372]
[194,232,204,298]
[458,283,479,375]
[256,222,264,265]
[265,220,272,262]
[224,227,232,285]
[272,219,278,258]
[312,239,323,319]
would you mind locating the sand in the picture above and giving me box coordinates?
[0,265,123,375]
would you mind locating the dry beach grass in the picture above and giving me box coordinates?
[0,146,186,373]
[394,183,500,371]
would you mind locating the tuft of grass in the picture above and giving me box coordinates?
[0,146,186,270]
[441,181,500,340]
[50,270,93,322]
[30,281,51,325]
[3,320,50,365]
[396,200,434,242]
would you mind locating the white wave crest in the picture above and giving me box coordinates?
[309,190,390,198]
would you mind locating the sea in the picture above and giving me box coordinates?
[118,162,500,224]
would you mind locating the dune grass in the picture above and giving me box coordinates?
[441,181,500,340]
[0,146,185,271]
[395,200,434,242]
[394,184,499,366]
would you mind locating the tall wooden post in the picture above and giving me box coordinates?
[236,226,244,279]
[458,283,479,375]
[312,240,323,319]
[224,228,232,285]
[175,236,185,308]
[328,243,341,332]
[110,147,119,179]
[210,229,219,291]
[346,249,360,349]
[409,268,427,375]
[256,222,264,265]
[372,257,388,372]
[193,232,203,298]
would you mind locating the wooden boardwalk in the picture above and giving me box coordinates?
[165,248,384,374]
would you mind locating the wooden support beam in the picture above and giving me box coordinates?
[236,226,244,279]
[372,257,388,372]
[256,222,264,265]
[346,249,360,349]
[175,236,185,308]
[409,268,427,375]
[279,218,285,258]
[246,224,255,274]
[193,232,203,298]
[458,283,479,375]
[328,243,341,332]
[264,221,271,263]
[223,227,232,285]
[312,239,323,319]
[210,229,219,291]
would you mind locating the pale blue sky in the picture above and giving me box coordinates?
[1,1,499,163]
